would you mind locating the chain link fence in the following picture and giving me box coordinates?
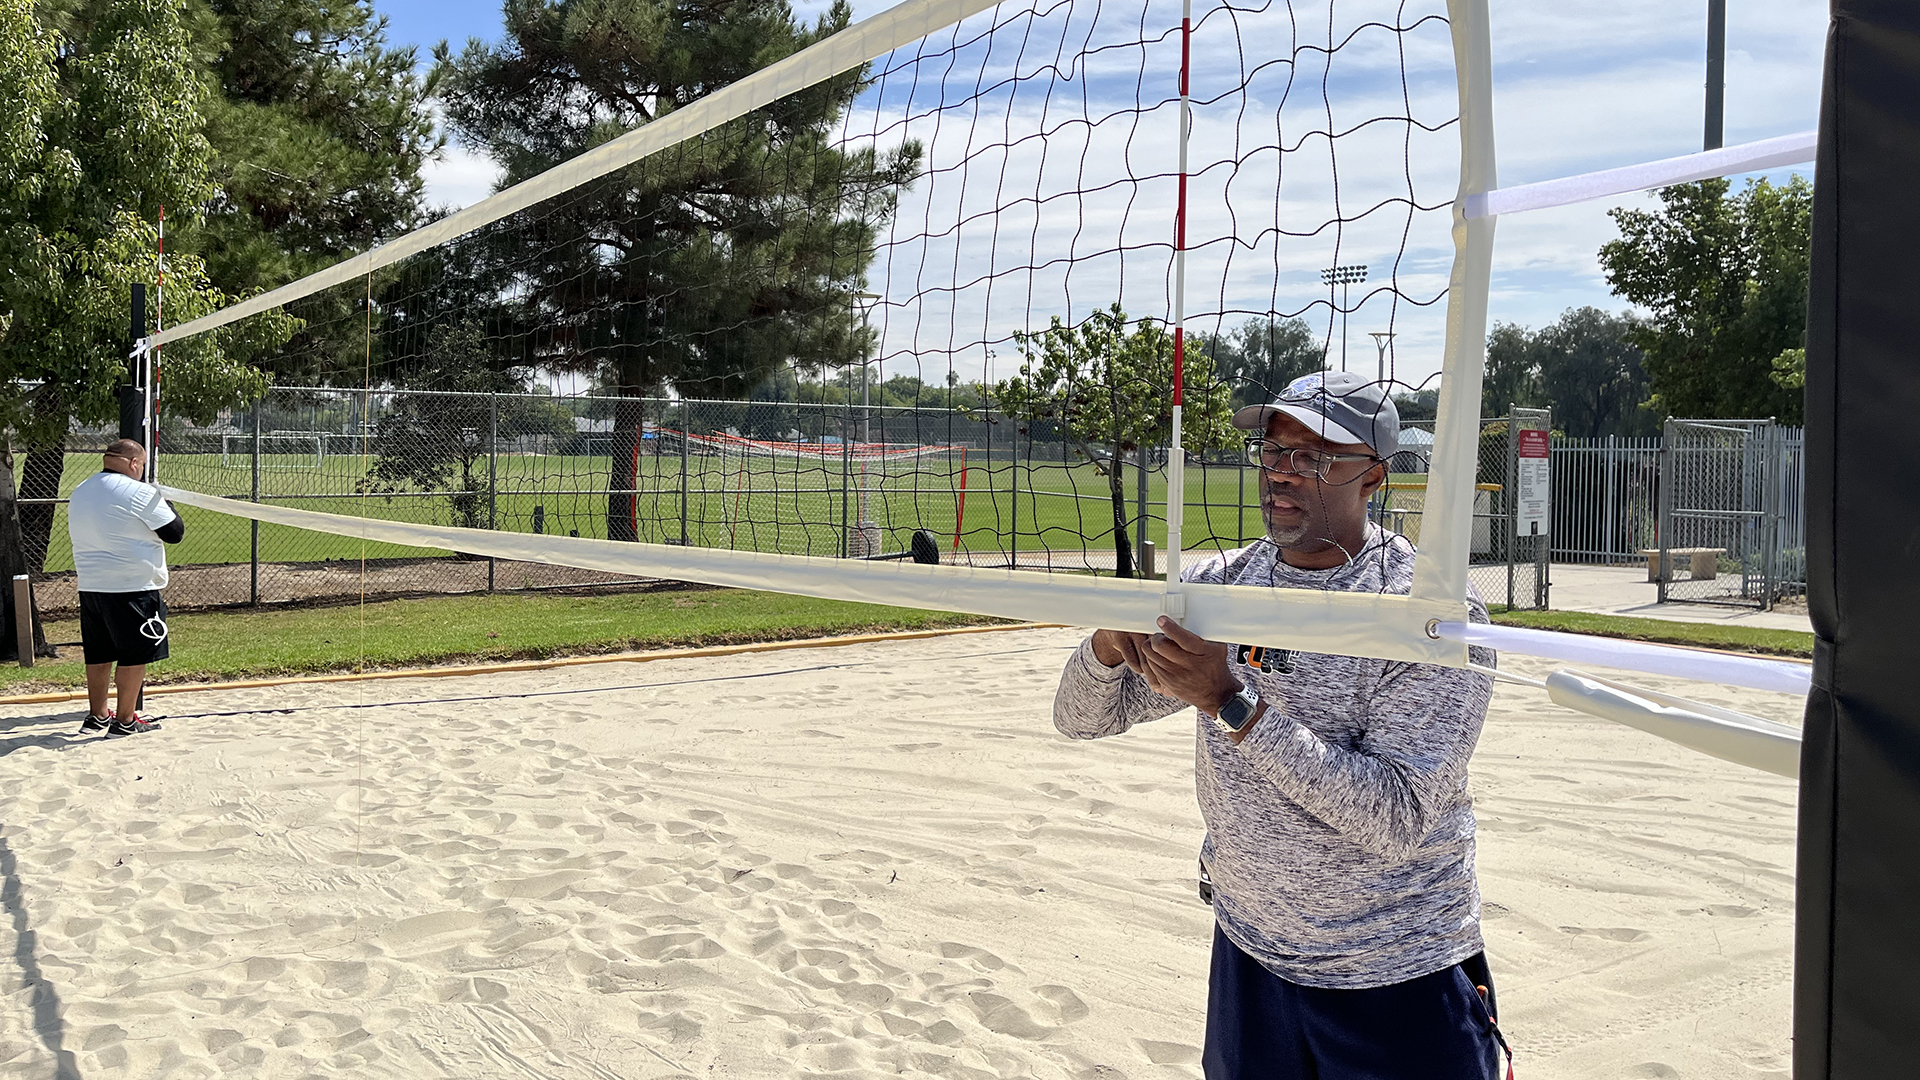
[23,389,1802,616]
[1656,419,1806,608]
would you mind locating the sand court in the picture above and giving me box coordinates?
[0,627,1797,1078]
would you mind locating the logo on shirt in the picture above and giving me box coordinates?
[1234,643,1291,674]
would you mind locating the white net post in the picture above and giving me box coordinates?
[1408,0,1497,625]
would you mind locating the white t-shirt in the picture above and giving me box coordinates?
[66,471,178,593]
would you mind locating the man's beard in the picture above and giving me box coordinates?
[1264,517,1311,546]
[1262,482,1313,546]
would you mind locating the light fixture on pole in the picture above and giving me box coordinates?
[1320,264,1367,372]
[1368,331,1396,385]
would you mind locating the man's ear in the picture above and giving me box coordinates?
[1358,460,1388,498]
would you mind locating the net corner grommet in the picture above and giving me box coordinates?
[1424,618,1442,639]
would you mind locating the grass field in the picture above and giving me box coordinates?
[0,588,1009,693]
[1489,608,1814,659]
[40,448,1395,571]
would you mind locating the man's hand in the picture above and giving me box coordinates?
[1090,628,1151,673]
[1138,616,1242,715]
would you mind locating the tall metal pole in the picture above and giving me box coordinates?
[1341,281,1350,372]
[251,397,261,606]
[1604,433,1617,565]
[1369,330,1396,386]
[678,402,690,547]
[487,391,498,592]
[1704,0,1726,150]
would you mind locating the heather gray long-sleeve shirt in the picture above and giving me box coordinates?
[1052,524,1496,989]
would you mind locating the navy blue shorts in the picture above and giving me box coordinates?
[1202,924,1504,1079]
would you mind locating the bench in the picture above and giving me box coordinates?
[1637,547,1726,582]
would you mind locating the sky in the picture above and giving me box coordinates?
[375,0,1827,391]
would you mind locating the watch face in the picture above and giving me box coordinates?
[1219,693,1254,732]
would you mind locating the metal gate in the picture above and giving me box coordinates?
[1658,418,1795,608]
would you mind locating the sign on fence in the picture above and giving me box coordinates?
[1516,427,1551,535]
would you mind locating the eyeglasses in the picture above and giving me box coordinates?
[1243,438,1380,481]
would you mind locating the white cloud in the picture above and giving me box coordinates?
[420,142,499,213]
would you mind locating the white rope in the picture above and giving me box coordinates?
[1460,130,1815,220]
[1434,620,1810,696]
[1468,661,1545,689]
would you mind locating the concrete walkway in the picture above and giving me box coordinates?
[1547,562,1812,633]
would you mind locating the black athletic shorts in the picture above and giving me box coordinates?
[78,590,171,666]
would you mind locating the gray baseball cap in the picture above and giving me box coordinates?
[1231,370,1399,458]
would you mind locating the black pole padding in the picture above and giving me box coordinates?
[117,386,143,442]
[910,529,941,565]
[1704,0,1726,150]
[1796,4,1920,1077]
[129,283,146,381]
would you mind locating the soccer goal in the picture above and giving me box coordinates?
[220,431,326,469]
[656,430,968,557]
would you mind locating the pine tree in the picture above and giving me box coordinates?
[0,0,296,658]
[437,0,920,541]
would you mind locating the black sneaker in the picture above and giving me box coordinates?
[106,715,162,738]
[78,713,112,735]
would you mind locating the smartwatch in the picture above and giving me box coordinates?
[1215,682,1262,733]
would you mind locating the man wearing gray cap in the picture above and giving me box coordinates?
[1051,371,1505,1078]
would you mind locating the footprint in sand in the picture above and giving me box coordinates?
[1559,925,1652,942]
[434,976,510,1003]
[324,851,399,867]
[965,992,1054,1040]
[628,932,726,961]
[485,869,589,900]
[937,942,1006,972]
[1035,985,1092,1024]
[1135,1039,1202,1065]
[377,909,487,948]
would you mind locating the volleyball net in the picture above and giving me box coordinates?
[141,0,1817,739]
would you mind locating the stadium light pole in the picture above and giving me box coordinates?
[1704,0,1726,150]
[1368,330,1396,386]
[1321,264,1367,372]
[855,292,880,445]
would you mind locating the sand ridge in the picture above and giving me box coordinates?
[0,627,1796,1078]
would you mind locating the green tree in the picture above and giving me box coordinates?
[993,305,1237,578]
[184,0,440,384]
[1203,315,1324,410]
[1482,321,1542,419]
[188,0,438,294]
[1600,177,1810,422]
[1533,307,1657,439]
[361,322,532,531]
[1392,388,1438,422]
[0,0,292,657]
[437,0,921,541]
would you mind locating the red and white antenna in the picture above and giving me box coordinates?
[1163,0,1192,616]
